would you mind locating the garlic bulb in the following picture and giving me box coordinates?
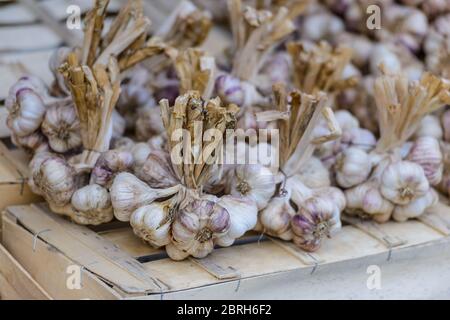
[71,184,113,225]
[32,156,76,207]
[335,147,372,188]
[370,44,401,76]
[392,189,438,222]
[110,172,181,221]
[296,156,331,189]
[112,110,126,138]
[130,200,175,248]
[49,47,71,95]
[215,195,258,247]
[335,110,360,132]
[41,104,82,153]
[340,127,376,152]
[406,136,443,186]
[215,74,266,108]
[11,131,48,153]
[291,196,341,252]
[259,197,295,241]
[6,88,46,137]
[229,164,276,210]
[345,180,394,223]
[442,109,450,143]
[91,150,134,188]
[135,150,179,188]
[380,161,429,205]
[170,196,230,260]
[414,115,443,140]
[300,11,345,42]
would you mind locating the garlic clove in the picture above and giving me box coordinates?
[71,184,113,224]
[165,242,189,261]
[110,172,180,221]
[380,161,430,205]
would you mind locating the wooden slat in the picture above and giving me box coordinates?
[2,213,121,300]
[7,204,168,294]
[0,244,52,300]
[342,215,407,247]
[269,238,324,265]
[190,256,240,280]
[0,24,62,52]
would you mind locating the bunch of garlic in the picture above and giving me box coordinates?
[336,72,450,222]
[111,91,260,260]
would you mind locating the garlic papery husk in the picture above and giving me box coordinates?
[380,161,429,205]
[392,189,438,222]
[406,136,443,186]
[229,164,276,210]
[41,104,82,153]
[135,150,180,189]
[70,184,113,225]
[259,197,295,240]
[295,156,331,189]
[33,156,76,207]
[215,195,258,247]
[335,147,373,188]
[130,199,176,248]
[345,180,394,223]
[170,195,230,260]
[413,115,443,140]
[291,197,341,252]
[110,172,181,222]
[90,150,134,188]
[6,88,47,137]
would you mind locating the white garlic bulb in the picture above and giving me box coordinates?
[6,88,46,137]
[215,195,258,247]
[41,104,82,153]
[135,105,166,141]
[33,156,76,207]
[407,136,443,186]
[135,150,179,189]
[91,150,134,188]
[301,11,345,41]
[335,110,360,132]
[230,164,276,210]
[335,147,373,188]
[295,156,331,189]
[345,181,394,223]
[170,196,230,260]
[110,172,181,221]
[259,197,295,241]
[49,47,71,95]
[130,200,175,248]
[71,184,113,225]
[380,161,429,205]
[370,44,401,76]
[112,110,126,138]
[392,189,438,222]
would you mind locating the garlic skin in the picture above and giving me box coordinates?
[406,137,443,186]
[291,197,341,252]
[49,47,71,95]
[6,88,47,137]
[215,74,245,106]
[170,196,230,260]
[41,104,82,153]
[335,110,360,132]
[130,200,175,248]
[335,147,372,188]
[392,189,438,222]
[345,181,394,223]
[110,172,181,221]
[215,195,258,247]
[32,156,76,207]
[11,131,48,154]
[230,164,276,210]
[71,184,113,225]
[380,161,429,206]
[135,150,179,189]
[91,150,134,188]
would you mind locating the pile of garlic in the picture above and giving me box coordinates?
[335,71,450,222]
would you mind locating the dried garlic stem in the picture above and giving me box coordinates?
[375,70,450,153]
